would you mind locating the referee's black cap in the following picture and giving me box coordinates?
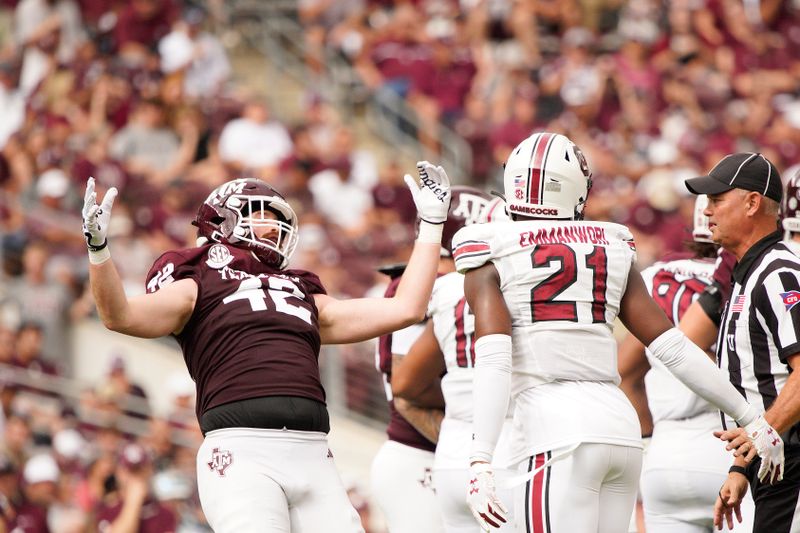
[685,152,782,203]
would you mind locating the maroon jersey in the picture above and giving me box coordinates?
[146,243,327,420]
[95,497,176,532]
[377,277,436,452]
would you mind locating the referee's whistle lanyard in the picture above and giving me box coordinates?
[496,443,581,489]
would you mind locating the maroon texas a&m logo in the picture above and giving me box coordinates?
[207,447,233,476]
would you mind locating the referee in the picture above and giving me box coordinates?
[686,152,798,533]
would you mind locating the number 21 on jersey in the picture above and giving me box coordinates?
[530,243,608,323]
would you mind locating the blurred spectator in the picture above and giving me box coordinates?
[14,0,86,63]
[105,356,150,421]
[0,453,19,527]
[407,32,476,151]
[488,84,544,174]
[11,321,60,378]
[216,97,293,177]
[539,27,609,126]
[12,453,60,532]
[5,239,74,362]
[0,58,25,150]
[353,5,431,98]
[26,168,85,248]
[73,452,115,515]
[108,98,198,186]
[113,0,179,61]
[93,443,176,532]
[158,6,231,100]
[0,413,31,470]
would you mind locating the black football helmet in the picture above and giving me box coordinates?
[783,167,800,236]
[193,178,298,269]
[440,186,492,257]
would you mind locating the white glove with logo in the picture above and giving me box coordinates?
[404,161,451,225]
[82,177,118,260]
[745,415,784,483]
[466,462,508,531]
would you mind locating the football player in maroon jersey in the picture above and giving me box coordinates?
[80,162,452,533]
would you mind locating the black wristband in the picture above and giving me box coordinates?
[85,233,108,252]
[729,465,748,477]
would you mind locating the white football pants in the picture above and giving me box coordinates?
[642,412,754,533]
[514,442,642,533]
[197,427,363,533]
[371,439,444,533]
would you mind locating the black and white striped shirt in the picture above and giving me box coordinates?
[718,231,800,445]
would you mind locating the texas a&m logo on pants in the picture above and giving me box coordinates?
[208,447,233,476]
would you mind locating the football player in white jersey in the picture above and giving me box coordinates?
[618,194,754,533]
[393,196,518,533]
[371,186,492,533]
[782,168,800,256]
[452,131,784,533]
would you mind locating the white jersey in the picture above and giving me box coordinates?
[453,220,642,460]
[785,237,800,256]
[427,272,516,469]
[640,257,715,423]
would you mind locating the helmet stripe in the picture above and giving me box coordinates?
[527,133,554,206]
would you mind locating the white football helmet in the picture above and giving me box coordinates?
[692,194,713,243]
[503,132,592,220]
[782,166,800,235]
[479,196,511,223]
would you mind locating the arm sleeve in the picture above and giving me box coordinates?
[647,328,757,426]
[470,334,513,463]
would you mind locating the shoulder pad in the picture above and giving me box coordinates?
[284,269,327,296]
[146,247,205,294]
[452,224,494,274]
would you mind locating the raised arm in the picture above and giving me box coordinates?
[316,162,451,345]
[83,178,197,338]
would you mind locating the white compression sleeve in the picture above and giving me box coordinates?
[470,334,512,463]
[647,328,757,426]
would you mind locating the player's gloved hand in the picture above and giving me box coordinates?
[82,177,118,252]
[466,461,508,531]
[744,415,784,483]
[404,161,451,225]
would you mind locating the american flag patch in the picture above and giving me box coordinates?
[781,290,800,311]
[731,295,746,313]
[514,175,525,187]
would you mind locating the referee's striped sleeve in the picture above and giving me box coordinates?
[758,264,800,362]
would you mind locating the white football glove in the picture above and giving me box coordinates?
[404,160,451,224]
[82,177,118,252]
[466,462,508,531]
[745,415,784,483]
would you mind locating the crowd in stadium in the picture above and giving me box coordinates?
[0,0,799,531]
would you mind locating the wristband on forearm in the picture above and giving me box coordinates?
[417,219,444,243]
[88,246,111,265]
[729,465,748,477]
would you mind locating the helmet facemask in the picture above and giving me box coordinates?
[692,194,714,243]
[226,194,298,269]
[782,169,800,237]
